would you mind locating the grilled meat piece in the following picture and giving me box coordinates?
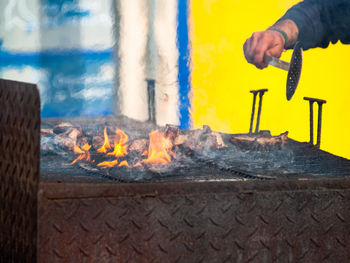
[51,127,83,151]
[231,132,288,150]
[212,132,227,148]
[174,125,226,150]
[256,132,288,147]
[230,135,256,149]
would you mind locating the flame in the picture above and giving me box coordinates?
[68,126,177,169]
[97,126,112,153]
[107,128,128,157]
[73,145,85,154]
[143,130,174,165]
[118,160,129,167]
[133,162,142,167]
[82,143,91,152]
[97,160,118,169]
[70,143,91,164]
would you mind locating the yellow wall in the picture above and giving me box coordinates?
[190,0,350,159]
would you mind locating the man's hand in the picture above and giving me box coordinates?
[243,19,299,69]
[243,30,285,69]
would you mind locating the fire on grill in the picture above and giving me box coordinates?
[40,115,350,183]
[41,121,228,169]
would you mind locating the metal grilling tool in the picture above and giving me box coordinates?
[268,41,303,100]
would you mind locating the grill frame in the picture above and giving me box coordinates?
[0,79,40,263]
[1,78,350,262]
[38,179,350,262]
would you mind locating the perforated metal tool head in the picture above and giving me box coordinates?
[286,41,303,100]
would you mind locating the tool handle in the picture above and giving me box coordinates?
[268,56,290,71]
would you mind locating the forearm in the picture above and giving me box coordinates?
[279,0,329,50]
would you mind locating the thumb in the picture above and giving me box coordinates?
[265,43,284,58]
[263,44,284,66]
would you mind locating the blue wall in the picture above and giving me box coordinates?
[1,0,191,127]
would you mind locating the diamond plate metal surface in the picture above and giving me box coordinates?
[0,79,40,262]
[38,180,350,263]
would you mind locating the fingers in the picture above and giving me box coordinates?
[243,38,253,63]
[263,43,284,65]
[243,30,285,69]
[253,39,271,69]
[265,43,284,58]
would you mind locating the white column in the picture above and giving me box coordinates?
[154,0,179,126]
[117,0,180,125]
[118,0,149,121]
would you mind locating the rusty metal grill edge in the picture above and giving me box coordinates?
[38,180,350,263]
[0,79,40,263]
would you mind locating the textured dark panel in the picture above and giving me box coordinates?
[38,181,350,263]
[0,79,40,263]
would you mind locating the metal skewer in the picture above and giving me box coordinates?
[268,57,290,71]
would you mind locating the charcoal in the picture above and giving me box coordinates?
[202,125,212,133]
[200,132,226,150]
[280,131,289,145]
[92,136,104,150]
[174,135,187,146]
[66,128,82,141]
[185,127,205,150]
[54,134,76,151]
[178,134,197,150]
[53,122,73,134]
[165,124,179,142]
[41,129,53,137]
[53,122,82,134]
[77,137,90,148]
[259,130,271,137]
[128,139,148,153]
[40,135,56,154]
[108,135,118,147]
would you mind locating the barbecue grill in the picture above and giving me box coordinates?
[2,79,350,263]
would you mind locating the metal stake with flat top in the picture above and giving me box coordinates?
[249,89,268,134]
[304,97,326,148]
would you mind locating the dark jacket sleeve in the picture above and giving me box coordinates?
[280,0,350,50]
